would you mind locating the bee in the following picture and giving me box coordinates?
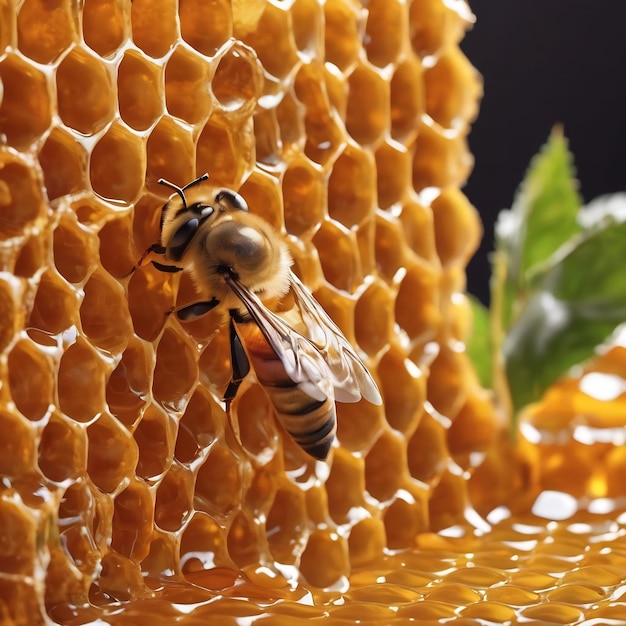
[129,173,382,460]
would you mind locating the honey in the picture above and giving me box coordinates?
[1,0,624,625]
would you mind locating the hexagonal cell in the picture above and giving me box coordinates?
[131,0,178,58]
[409,0,472,58]
[0,497,37,574]
[390,56,425,140]
[0,410,35,478]
[83,0,127,57]
[196,115,254,187]
[17,0,76,63]
[395,260,441,343]
[153,327,198,410]
[130,191,163,260]
[58,338,107,423]
[364,429,408,502]
[80,269,133,354]
[432,188,481,268]
[38,412,86,482]
[179,0,231,56]
[265,486,308,565]
[407,408,448,484]
[237,168,283,230]
[348,517,387,567]
[429,468,469,531]
[14,231,46,278]
[326,449,367,524]
[290,0,322,58]
[324,0,362,72]
[412,121,472,193]
[97,551,144,601]
[398,199,437,262]
[354,280,393,357]
[427,345,469,421]
[0,276,19,353]
[236,385,278,460]
[97,214,137,278]
[276,89,305,150]
[374,212,409,282]
[335,396,384,455]
[195,444,243,518]
[300,528,349,588]
[383,485,429,549]
[8,339,54,421]
[374,139,411,210]
[282,156,324,237]
[105,337,152,429]
[87,412,139,494]
[180,512,232,574]
[227,511,261,569]
[165,46,212,125]
[90,122,146,204]
[127,266,174,341]
[327,144,376,228]
[424,47,480,130]
[312,220,361,293]
[364,0,405,68]
[235,2,298,80]
[0,53,51,149]
[134,402,177,482]
[174,386,218,465]
[57,481,97,563]
[254,106,282,168]
[38,126,88,201]
[28,270,77,335]
[70,194,117,228]
[118,50,163,131]
[56,46,115,135]
[197,323,233,393]
[345,63,389,146]
[111,479,153,562]
[154,462,193,531]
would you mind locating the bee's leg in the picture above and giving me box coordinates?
[121,243,168,277]
[174,298,220,321]
[223,316,250,406]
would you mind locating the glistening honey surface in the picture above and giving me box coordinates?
[1,1,625,625]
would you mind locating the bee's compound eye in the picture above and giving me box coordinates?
[216,189,249,212]
[168,218,199,260]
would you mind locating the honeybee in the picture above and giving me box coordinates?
[129,174,382,460]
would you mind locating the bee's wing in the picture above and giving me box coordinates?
[289,272,382,406]
[224,274,335,403]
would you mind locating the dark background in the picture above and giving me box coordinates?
[460,1,626,304]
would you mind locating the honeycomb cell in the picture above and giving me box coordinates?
[227,511,260,569]
[412,123,472,192]
[427,345,468,419]
[0,498,36,575]
[196,115,254,187]
[8,339,54,421]
[254,106,282,167]
[390,56,424,140]
[127,267,174,341]
[0,54,51,149]
[180,512,232,573]
[0,276,19,353]
[38,126,88,201]
[195,444,243,517]
[348,518,387,567]
[327,144,376,228]
[118,50,163,131]
[265,487,308,564]
[14,231,46,278]
[399,199,437,262]
[364,430,408,502]
[290,0,322,57]
[324,0,362,72]
[105,338,151,429]
[282,156,324,237]
[111,480,153,563]
[238,168,283,230]
[87,412,138,494]
[83,0,126,57]
[312,220,361,293]
[38,413,85,483]
[16,0,75,63]
[131,0,178,58]
[383,486,429,549]
[174,387,218,465]
[364,0,404,68]
[354,280,393,356]
[236,385,277,460]
[276,89,305,150]
[80,269,133,354]
[429,469,468,530]
[71,194,117,228]
[335,391,385,454]
[374,213,408,282]
[97,214,137,279]
[407,409,448,484]
[0,411,35,478]
[378,345,425,435]
[375,140,411,210]
[134,403,176,482]
[154,462,193,531]
[28,270,76,335]
[345,63,389,146]
[52,213,96,283]
[97,551,144,602]
[56,46,115,135]
[395,261,441,343]
[89,122,145,204]
[424,47,480,130]
[153,327,198,409]
[236,3,298,80]
[326,449,366,524]
[300,529,349,588]
[432,188,481,268]
[58,338,106,423]
[179,0,231,56]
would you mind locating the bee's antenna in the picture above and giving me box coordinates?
[157,173,209,209]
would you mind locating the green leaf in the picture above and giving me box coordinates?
[466,295,492,389]
[503,209,626,412]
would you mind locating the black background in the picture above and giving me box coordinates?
[460,1,626,304]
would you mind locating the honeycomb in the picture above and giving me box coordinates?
[2,1,624,624]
